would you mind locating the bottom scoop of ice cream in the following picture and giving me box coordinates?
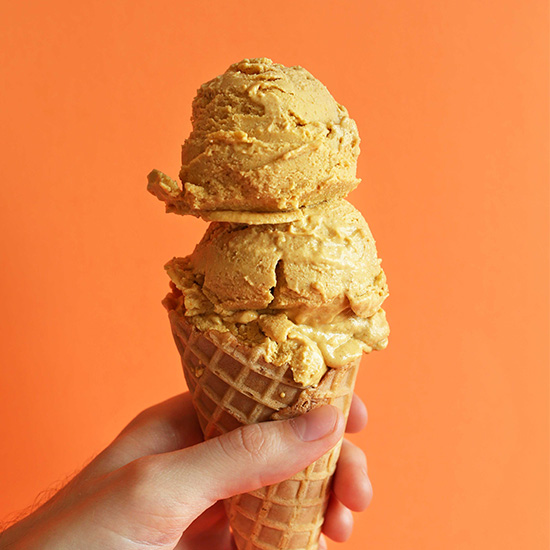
[165,199,389,386]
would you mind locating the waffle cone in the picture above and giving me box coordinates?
[167,307,360,550]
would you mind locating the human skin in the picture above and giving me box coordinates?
[0,393,372,550]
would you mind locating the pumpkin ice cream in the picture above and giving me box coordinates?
[148,58,389,550]
[148,57,360,222]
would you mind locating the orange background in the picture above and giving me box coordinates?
[0,1,548,548]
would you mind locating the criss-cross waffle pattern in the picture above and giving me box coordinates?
[168,309,360,550]
[226,441,343,550]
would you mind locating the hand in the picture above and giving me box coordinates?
[0,393,372,550]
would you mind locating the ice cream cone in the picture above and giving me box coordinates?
[166,302,360,550]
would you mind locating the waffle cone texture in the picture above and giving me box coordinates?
[166,305,359,550]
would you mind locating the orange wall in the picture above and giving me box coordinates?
[0,1,548,548]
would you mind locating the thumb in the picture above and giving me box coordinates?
[124,405,345,531]
[175,405,345,502]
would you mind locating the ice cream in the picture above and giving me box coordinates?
[165,199,388,386]
[148,58,360,221]
[149,57,389,550]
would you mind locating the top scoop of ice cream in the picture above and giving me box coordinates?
[148,58,360,220]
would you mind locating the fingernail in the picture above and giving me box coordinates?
[290,406,340,442]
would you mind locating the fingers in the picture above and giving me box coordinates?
[84,406,345,544]
[85,392,366,484]
[107,405,346,533]
[48,405,358,549]
[180,500,228,539]
[167,405,345,504]
[321,439,372,544]
[346,393,368,433]
[175,501,231,550]
[332,439,372,511]
[322,496,354,542]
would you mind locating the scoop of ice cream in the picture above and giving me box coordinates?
[168,199,387,320]
[148,58,360,220]
[165,199,389,385]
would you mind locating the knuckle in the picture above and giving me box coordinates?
[239,424,268,457]
[214,423,285,490]
[219,423,272,462]
[117,408,152,437]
